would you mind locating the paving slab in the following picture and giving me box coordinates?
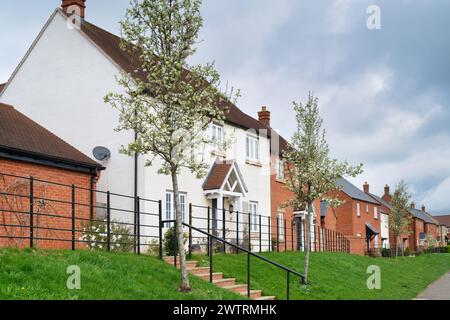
[415,272,450,300]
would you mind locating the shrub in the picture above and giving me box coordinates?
[163,226,188,256]
[145,239,160,256]
[80,220,134,253]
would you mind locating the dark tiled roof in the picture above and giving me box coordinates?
[78,17,289,151]
[434,215,450,227]
[409,208,438,225]
[202,161,233,191]
[336,178,380,205]
[0,103,102,170]
[369,193,392,210]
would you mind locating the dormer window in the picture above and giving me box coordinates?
[246,135,259,161]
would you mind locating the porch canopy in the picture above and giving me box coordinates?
[202,159,248,213]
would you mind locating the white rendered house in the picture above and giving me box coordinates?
[0,3,277,251]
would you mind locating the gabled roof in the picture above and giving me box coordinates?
[409,208,438,225]
[434,215,450,227]
[366,222,379,235]
[0,103,103,171]
[336,178,380,205]
[203,159,248,194]
[78,17,280,137]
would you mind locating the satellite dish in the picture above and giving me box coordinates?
[93,146,111,161]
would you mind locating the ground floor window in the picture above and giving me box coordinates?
[278,212,285,240]
[165,191,187,225]
[249,201,259,232]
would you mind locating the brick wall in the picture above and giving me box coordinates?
[0,158,96,250]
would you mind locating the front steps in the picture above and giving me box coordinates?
[163,256,276,301]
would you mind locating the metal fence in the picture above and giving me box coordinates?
[0,172,350,255]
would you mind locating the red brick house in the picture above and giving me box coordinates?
[434,215,450,245]
[327,178,382,255]
[0,102,103,249]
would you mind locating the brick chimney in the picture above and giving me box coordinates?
[258,106,271,127]
[61,0,86,18]
[382,184,392,202]
[363,182,369,193]
[410,202,415,209]
[421,205,426,212]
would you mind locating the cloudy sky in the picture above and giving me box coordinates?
[1,1,449,215]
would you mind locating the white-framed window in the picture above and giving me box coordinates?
[374,207,378,220]
[278,212,285,239]
[356,203,361,217]
[165,191,187,226]
[212,124,223,149]
[249,201,259,232]
[246,135,259,161]
[275,157,284,180]
[366,204,369,213]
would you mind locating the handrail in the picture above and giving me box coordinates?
[184,222,305,279]
[161,220,304,300]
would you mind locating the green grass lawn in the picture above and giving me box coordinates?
[193,251,450,300]
[0,248,244,300]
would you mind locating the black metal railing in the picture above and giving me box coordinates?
[161,218,304,300]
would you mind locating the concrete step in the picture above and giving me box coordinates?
[196,272,224,281]
[255,296,276,301]
[213,278,236,288]
[223,284,248,294]
[188,267,211,276]
[239,290,262,299]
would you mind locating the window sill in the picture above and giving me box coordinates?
[211,150,226,157]
[275,178,286,184]
[246,160,262,167]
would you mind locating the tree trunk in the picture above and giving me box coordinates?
[171,169,191,292]
[303,201,312,285]
[395,234,400,258]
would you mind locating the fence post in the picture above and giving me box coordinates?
[158,200,163,259]
[136,196,140,255]
[248,212,251,252]
[276,217,280,252]
[236,211,240,253]
[284,219,287,252]
[207,206,211,257]
[209,235,213,283]
[189,203,192,259]
[29,176,34,248]
[106,191,111,252]
[89,176,94,222]
[259,215,262,253]
[291,220,294,251]
[71,185,76,251]
[222,207,226,253]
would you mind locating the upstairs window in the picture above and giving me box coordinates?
[366,204,369,213]
[356,203,361,217]
[246,135,259,161]
[275,158,284,180]
[212,124,223,150]
[374,207,378,220]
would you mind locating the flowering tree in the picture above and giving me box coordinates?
[389,180,412,257]
[105,0,237,292]
[284,93,363,285]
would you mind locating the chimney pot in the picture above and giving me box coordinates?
[384,184,390,196]
[258,106,271,127]
[421,205,426,212]
[410,202,415,209]
[363,182,369,193]
[61,0,86,18]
